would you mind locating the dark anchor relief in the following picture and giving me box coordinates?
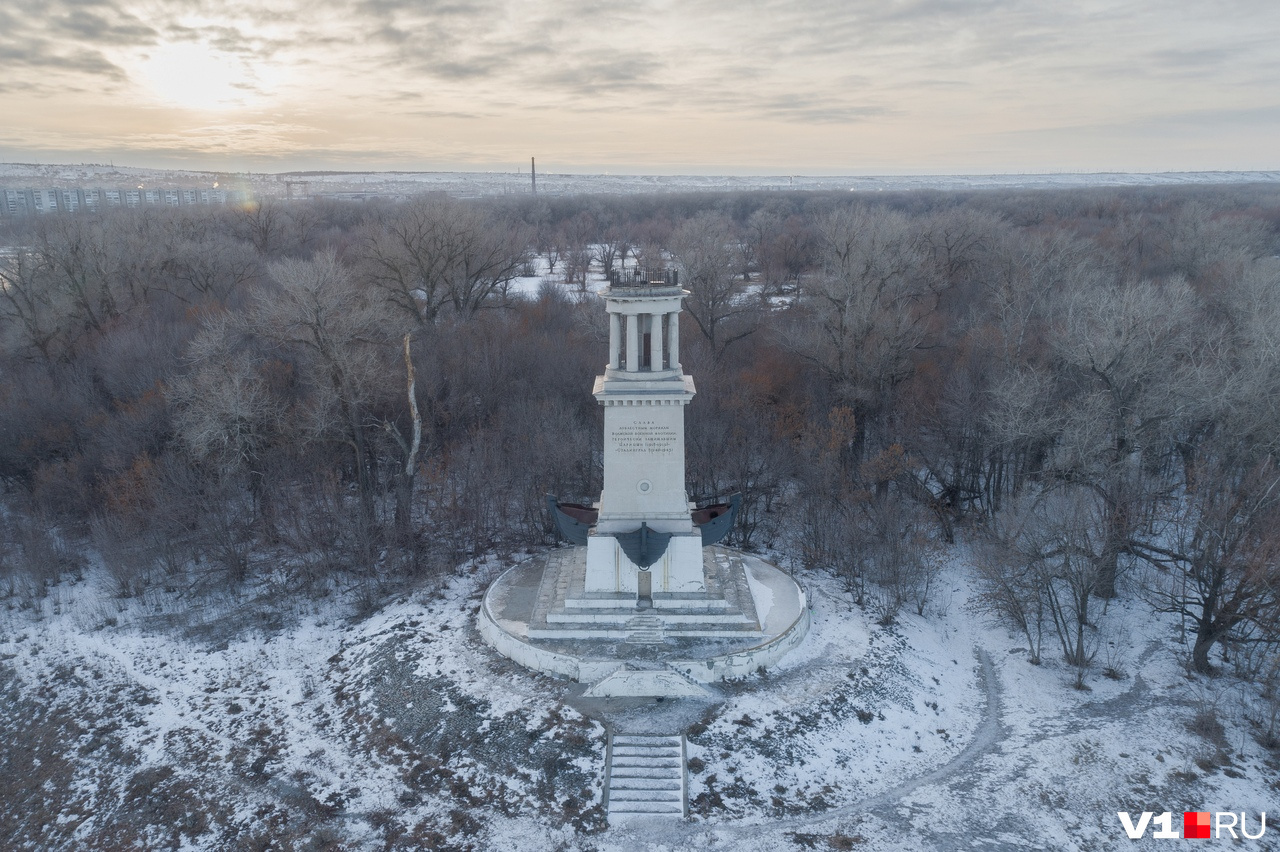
[615,522,672,570]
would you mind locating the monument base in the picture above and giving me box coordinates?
[478,547,810,691]
[584,532,705,595]
[536,545,761,640]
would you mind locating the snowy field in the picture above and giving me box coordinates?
[3,542,1278,850]
[3,161,1279,201]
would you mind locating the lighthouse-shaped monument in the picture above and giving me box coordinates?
[479,269,808,687]
[585,269,706,601]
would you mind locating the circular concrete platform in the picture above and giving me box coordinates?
[479,546,809,689]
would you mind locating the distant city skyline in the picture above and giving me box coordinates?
[3,0,1278,175]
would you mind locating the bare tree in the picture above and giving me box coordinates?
[1159,201,1272,286]
[359,197,529,324]
[169,313,285,483]
[745,209,784,293]
[1140,457,1280,674]
[249,251,399,534]
[984,268,1212,597]
[33,215,120,333]
[543,241,562,277]
[788,206,942,460]
[984,488,1109,681]
[972,533,1050,665]
[1050,276,1209,597]
[159,230,260,303]
[973,228,1094,374]
[557,212,595,293]
[592,225,631,279]
[562,247,593,294]
[858,493,943,622]
[1119,258,1280,672]
[238,200,287,257]
[919,207,1000,291]
[0,211,207,361]
[382,333,425,547]
[0,246,67,361]
[669,211,756,355]
[1217,258,1280,457]
[807,206,938,388]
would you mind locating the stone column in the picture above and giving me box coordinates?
[626,312,639,372]
[608,312,620,369]
[650,312,664,370]
[668,311,680,370]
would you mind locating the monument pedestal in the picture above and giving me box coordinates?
[480,546,811,689]
[583,532,706,596]
[525,546,766,641]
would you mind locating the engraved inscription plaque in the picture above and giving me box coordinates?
[611,420,678,455]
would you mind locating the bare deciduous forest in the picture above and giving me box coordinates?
[3,183,1280,691]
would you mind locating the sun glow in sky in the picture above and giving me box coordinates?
[2,0,1279,174]
[134,44,259,110]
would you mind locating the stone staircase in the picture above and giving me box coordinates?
[624,614,666,644]
[605,733,686,821]
[582,665,713,698]
[525,547,766,641]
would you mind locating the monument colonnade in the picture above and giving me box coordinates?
[607,307,680,372]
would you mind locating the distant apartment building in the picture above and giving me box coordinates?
[2,189,30,216]
[30,189,59,214]
[0,186,244,216]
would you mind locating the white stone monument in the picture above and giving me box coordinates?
[527,268,758,638]
[480,268,810,683]
[584,271,706,601]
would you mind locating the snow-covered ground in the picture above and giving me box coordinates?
[3,542,1277,850]
[3,161,1279,201]
[0,555,605,849]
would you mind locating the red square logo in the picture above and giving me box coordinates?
[1183,811,1211,839]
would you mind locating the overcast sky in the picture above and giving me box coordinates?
[2,0,1278,174]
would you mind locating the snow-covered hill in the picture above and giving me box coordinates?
[3,544,1275,850]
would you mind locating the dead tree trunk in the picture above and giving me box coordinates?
[385,333,424,546]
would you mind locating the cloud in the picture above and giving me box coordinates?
[3,0,1280,171]
[0,42,126,79]
[994,103,1280,145]
[403,109,489,119]
[760,101,895,125]
[0,0,154,84]
[100,121,331,158]
[49,7,156,43]
[354,0,492,18]
[1124,104,1280,133]
[536,52,665,98]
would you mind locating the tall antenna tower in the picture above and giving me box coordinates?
[531,157,537,195]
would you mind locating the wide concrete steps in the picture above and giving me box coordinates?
[532,606,762,641]
[607,733,686,821]
[625,614,665,644]
[625,631,665,644]
[531,624,763,641]
[582,666,714,698]
[545,608,757,625]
